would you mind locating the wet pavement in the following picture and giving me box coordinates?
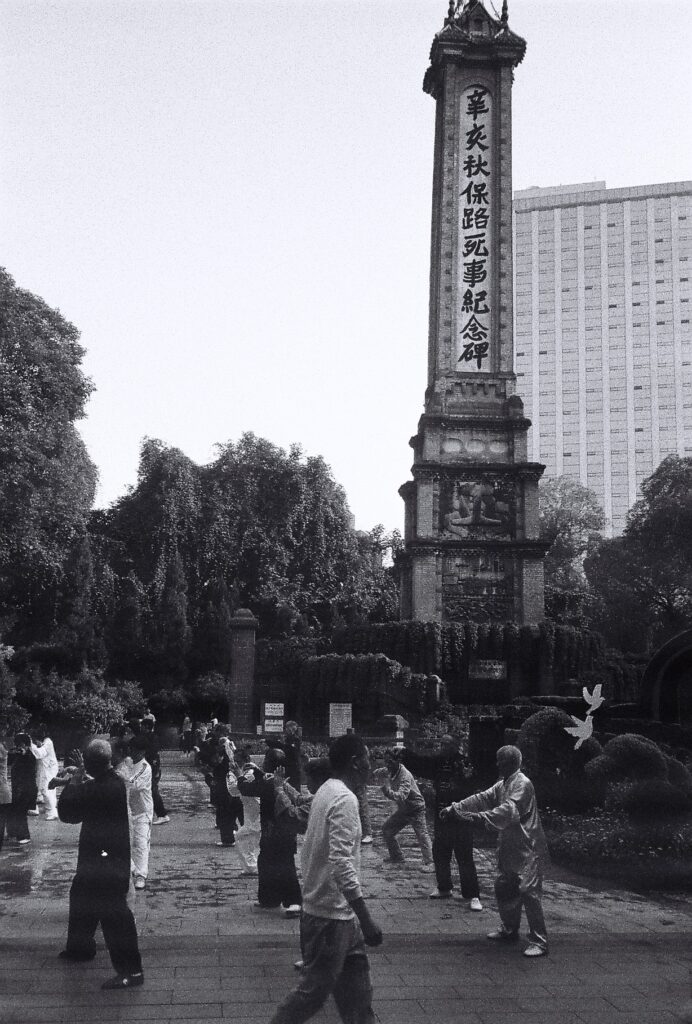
[1,751,691,1023]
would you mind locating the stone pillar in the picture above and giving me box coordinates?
[228,608,258,733]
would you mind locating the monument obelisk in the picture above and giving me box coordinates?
[399,0,548,625]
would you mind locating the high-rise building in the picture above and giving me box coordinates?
[513,180,692,535]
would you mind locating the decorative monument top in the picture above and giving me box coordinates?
[425,0,526,97]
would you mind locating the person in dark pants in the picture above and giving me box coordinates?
[238,747,302,917]
[212,737,243,846]
[140,719,169,824]
[54,739,144,989]
[7,733,37,844]
[265,721,302,791]
[402,734,482,911]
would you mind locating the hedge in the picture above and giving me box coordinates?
[332,621,606,684]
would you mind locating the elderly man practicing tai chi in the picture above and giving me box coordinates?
[440,744,549,958]
[54,739,144,988]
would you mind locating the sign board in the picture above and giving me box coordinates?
[262,701,284,735]
[264,703,285,718]
[468,659,507,681]
[329,703,352,738]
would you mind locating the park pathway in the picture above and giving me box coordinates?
[0,751,691,1023]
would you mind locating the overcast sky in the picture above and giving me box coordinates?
[2,0,691,532]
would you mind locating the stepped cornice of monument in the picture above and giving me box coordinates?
[414,412,533,432]
[424,0,526,95]
[405,537,553,556]
[408,461,546,481]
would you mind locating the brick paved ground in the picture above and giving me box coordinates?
[1,752,690,1023]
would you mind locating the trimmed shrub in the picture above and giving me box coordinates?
[665,755,692,799]
[615,779,692,820]
[516,706,602,774]
[585,733,668,786]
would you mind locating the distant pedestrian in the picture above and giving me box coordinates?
[7,733,37,844]
[402,734,482,909]
[140,719,170,824]
[265,720,302,791]
[267,732,382,1024]
[31,724,60,819]
[440,745,549,958]
[180,715,193,754]
[54,739,144,988]
[379,749,433,871]
[0,735,11,853]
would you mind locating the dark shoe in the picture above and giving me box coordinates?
[101,972,144,989]
[486,928,519,942]
[59,949,96,962]
[429,889,452,899]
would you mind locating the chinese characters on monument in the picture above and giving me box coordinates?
[458,86,491,371]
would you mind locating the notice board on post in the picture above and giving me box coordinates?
[262,701,284,734]
[328,703,352,738]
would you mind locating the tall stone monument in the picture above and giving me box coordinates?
[400,0,548,625]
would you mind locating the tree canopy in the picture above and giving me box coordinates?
[585,456,692,652]
[538,475,605,625]
[0,268,97,639]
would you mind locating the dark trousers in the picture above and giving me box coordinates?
[432,818,480,898]
[0,802,9,851]
[270,913,374,1024]
[152,777,167,818]
[216,792,243,844]
[65,876,142,976]
[257,835,302,909]
[7,802,30,841]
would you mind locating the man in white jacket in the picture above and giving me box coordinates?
[118,736,154,890]
[31,725,59,820]
[268,733,382,1024]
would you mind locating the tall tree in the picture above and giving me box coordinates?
[0,269,97,641]
[585,456,692,652]
[538,476,605,625]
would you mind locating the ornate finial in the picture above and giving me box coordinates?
[501,0,508,24]
[445,0,456,24]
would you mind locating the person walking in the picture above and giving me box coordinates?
[267,733,382,1024]
[180,715,193,754]
[7,733,37,844]
[402,734,482,910]
[54,739,144,987]
[379,749,433,871]
[440,744,550,958]
[31,725,60,819]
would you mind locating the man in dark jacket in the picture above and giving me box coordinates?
[55,739,144,989]
[402,735,482,910]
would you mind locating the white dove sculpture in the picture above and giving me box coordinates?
[583,684,605,712]
[563,713,594,749]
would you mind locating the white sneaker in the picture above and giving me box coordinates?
[27,810,39,816]
[361,836,373,845]
[469,897,483,912]
[134,875,146,890]
[152,815,170,825]
[523,943,548,958]
[284,905,301,918]
[45,814,59,821]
